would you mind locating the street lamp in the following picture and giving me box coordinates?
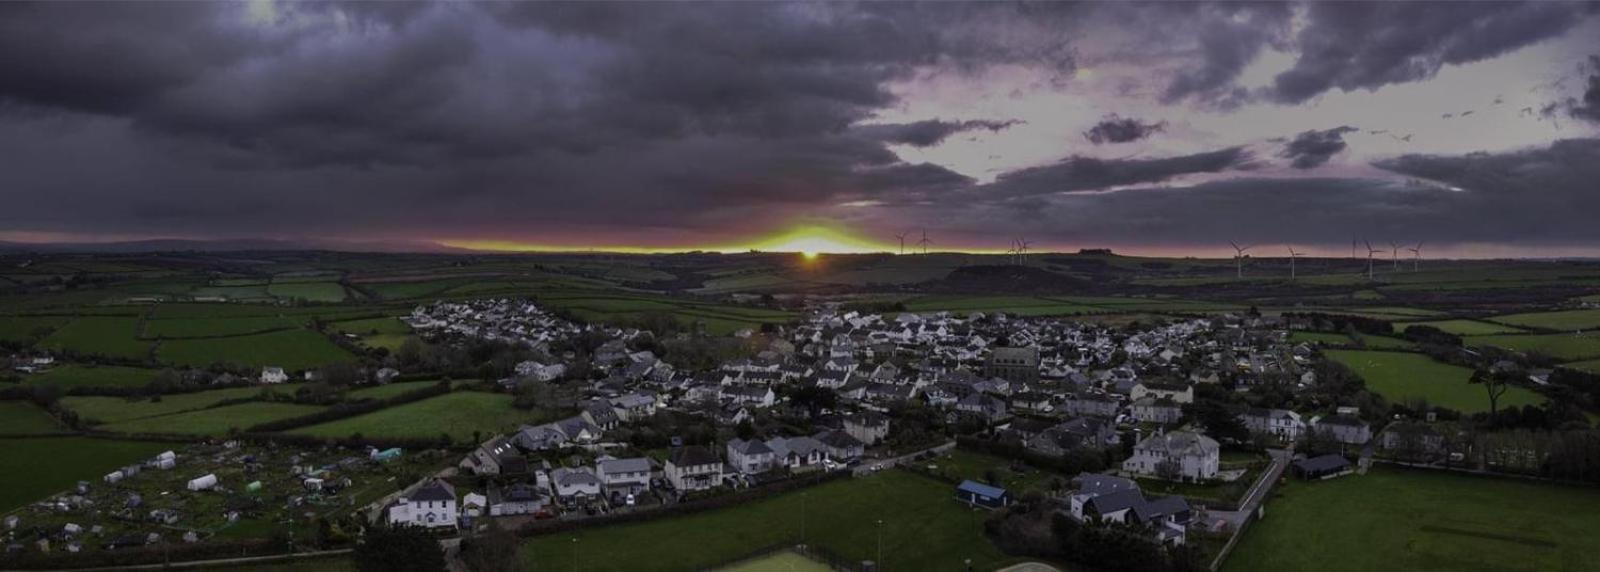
[571,537,579,571]
[875,519,884,568]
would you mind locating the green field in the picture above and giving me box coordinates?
[1288,331,1355,345]
[925,449,1057,494]
[1489,309,1600,332]
[331,316,410,335]
[99,402,325,436]
[17,364,157,389]
[36,316,152,360]
[1353,333,1415,350]
[901,295,1108,317]
[717,550,834,572]
[0,437,171,513]
[157,329,355,369]
[144,315,305,338]
[1405,319,1526,336]
[267,281,348,302]
[0,401,67,435]
[1465,333,1600,362]
[1325,350,1544,414]
[0,315,69,343]
[522,470,1016,571]
[1227,467,1600,572]
[63,386,288,424]
[291,391,553,443]
[346,380,447,400]
[538,292,794,336]
[1565,359,1600,373]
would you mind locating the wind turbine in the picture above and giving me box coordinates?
[1364,240,1383,280]
[916,229,932,255]
[1389,241,1401,271]
[1287,246,1303,281]
[1229,241,1253,278]
[1005,239,1019,265]
[1017,238,1032,265]
[1407,241,1424,271]
[894,232,908,255]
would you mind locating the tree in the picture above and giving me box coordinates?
[354,524,445,572]
[461,518,521,572]
[1185,400,1249,444]
[1469,369,1510,423]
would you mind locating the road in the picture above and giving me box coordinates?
[1208,448,1290,529]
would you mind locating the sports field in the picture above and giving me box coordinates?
[1466,333,1600,362]
[99,402,326,436]
[1324,350,1544,413]
[290,391,556,443]
[1226,467,1600,572]
[522,470,1016,571]
[157,329,355,369]
[716,550,833,572]
[0,437,170,513]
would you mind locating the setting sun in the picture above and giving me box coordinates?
[743,225,889,255]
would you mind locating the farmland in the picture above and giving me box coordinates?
[1405,319,1526,336]
[0,315,68,344]
[1465,333,1600,362]
[290,391,555,443]
[62,386,290,424]
[1288,331,1355,345]
[0,437,171,513]
[522,470,1018,571]
[36,316,152,360]
[1324,350,1544,414]
[15,364,157,389]
[144,315,305,338]
[266,281,348,302]
[1227,467,1600,572]
[157,329,355,369]
[0,401,67,435]
[900,295,1107,316]
[1490,309,1600,332]
[98,402,326,436]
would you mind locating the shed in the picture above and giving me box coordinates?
[954,480,1011,509]
[372,448,403,462]
[186,474,218,491]
[1291,454,1352,480]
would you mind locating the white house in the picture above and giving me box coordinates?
[1240,408,1305,441]
[726,439,776,475]
[1130,382,1194,404]
[549,467,602,503]
[260,367,288,384]
[844,412,890,446]
[488,483,547,517]
[1122,431,1220,482]
[597,457,652,494]
[387,480,458,529]
[767,436,829,470]
[665,446,724,491]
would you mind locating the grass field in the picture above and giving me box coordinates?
[0,437,170,513]
[331,316,410,335]
[346,380,447,400]
[291,391,554,443]
[1324,350,1544,414]
[63,386,288,424]
[1405,319,1526,336]
[1226,467,1600,572]
[144,315,304,338]
[1465,333,1600,362]
[926,449,1059,494]
[1352,333,1415,350]
[1288,332,1354,345]
[0,401,66,435]
[18,364,157,389]
[901,295,1108,317]
[1564,359,1600,373]
[99,402,325,436]
[717,550,833,572]
[1489,309,1600,332]
[538,292,794,336]
[522,470,1016,571]
[36,316,152,360]
[267,281,347,302]
[0,315,69,343]
[157,329,355,369]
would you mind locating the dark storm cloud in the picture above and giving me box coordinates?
[1280,126,1359,169]
[859,119,1023,147]
[1545,55,1600,124]
[1269,2,1590,104]
[1082,114,1167,145]
[1158,3,1293,109]
[977,147,1255,200]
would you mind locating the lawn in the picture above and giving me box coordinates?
[18,364,158,389]
[0,437,171,513]
[0,401,67,435]
[63,386,288,424]
[346,380,447,400]
[0,315,69,344]
[267,281,348,302]
[1489,309,1600,332]
[99,402,325,436]
[157,329,355,369]
[1226,467,1600,572]
[1406,319,1526,336]
[1465,333,1600,362]
[522,470,1018,571]
[144,315,305,338]
[36,316,152,360]
[291,391,555,443]
[1324,350,1544,414]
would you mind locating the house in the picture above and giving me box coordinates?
[1129,397,1183,425]
[665,446,724,491]
[488,483,548,517]
[597,457,653,494]
[1130,381,1194,404]
[723,385,776,408]
[1067,474,1190,545]
[844,412,891,446]
[387,480,458,529]
[955,393,1010,424]
[1291,454,1352,480]
[1378,422,1446,459]
[461,435,520,475]
[814,430,864,461]
[1122,431,1220,482]
[726,439,776,475]
[1240,408,1305,441]
[767,436,829,470]
[985,347,1039,383]
[610,393,658,421]
[1312,414,1372,445]
[549,467,603,503]
[954,480,1011,509]
[1062,393,1120,418]
[581,401,621,431]
[462,492,488,518]
[1028,417,1119,456]
[260,367,288,384]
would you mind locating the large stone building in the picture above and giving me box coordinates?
[985,347,1039,383]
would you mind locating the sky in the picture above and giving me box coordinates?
[2,1,1600,257]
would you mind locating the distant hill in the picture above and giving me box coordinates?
[0,238,468,254]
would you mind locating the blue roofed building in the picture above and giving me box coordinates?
[954,480,1011,509]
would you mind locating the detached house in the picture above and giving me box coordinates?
[726,439,776,475]
[387,480,458,529]
[260,367,288,384]
[1312,415,1372,445]
[1068,474,1190,545]
[665,446,724,491]
[1240,408,1305,441]
[767,436,829,470]
[844,412,890,446]
[1130,381,1194,404]
[1122,431,1220,482]
[597,457,653,494]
